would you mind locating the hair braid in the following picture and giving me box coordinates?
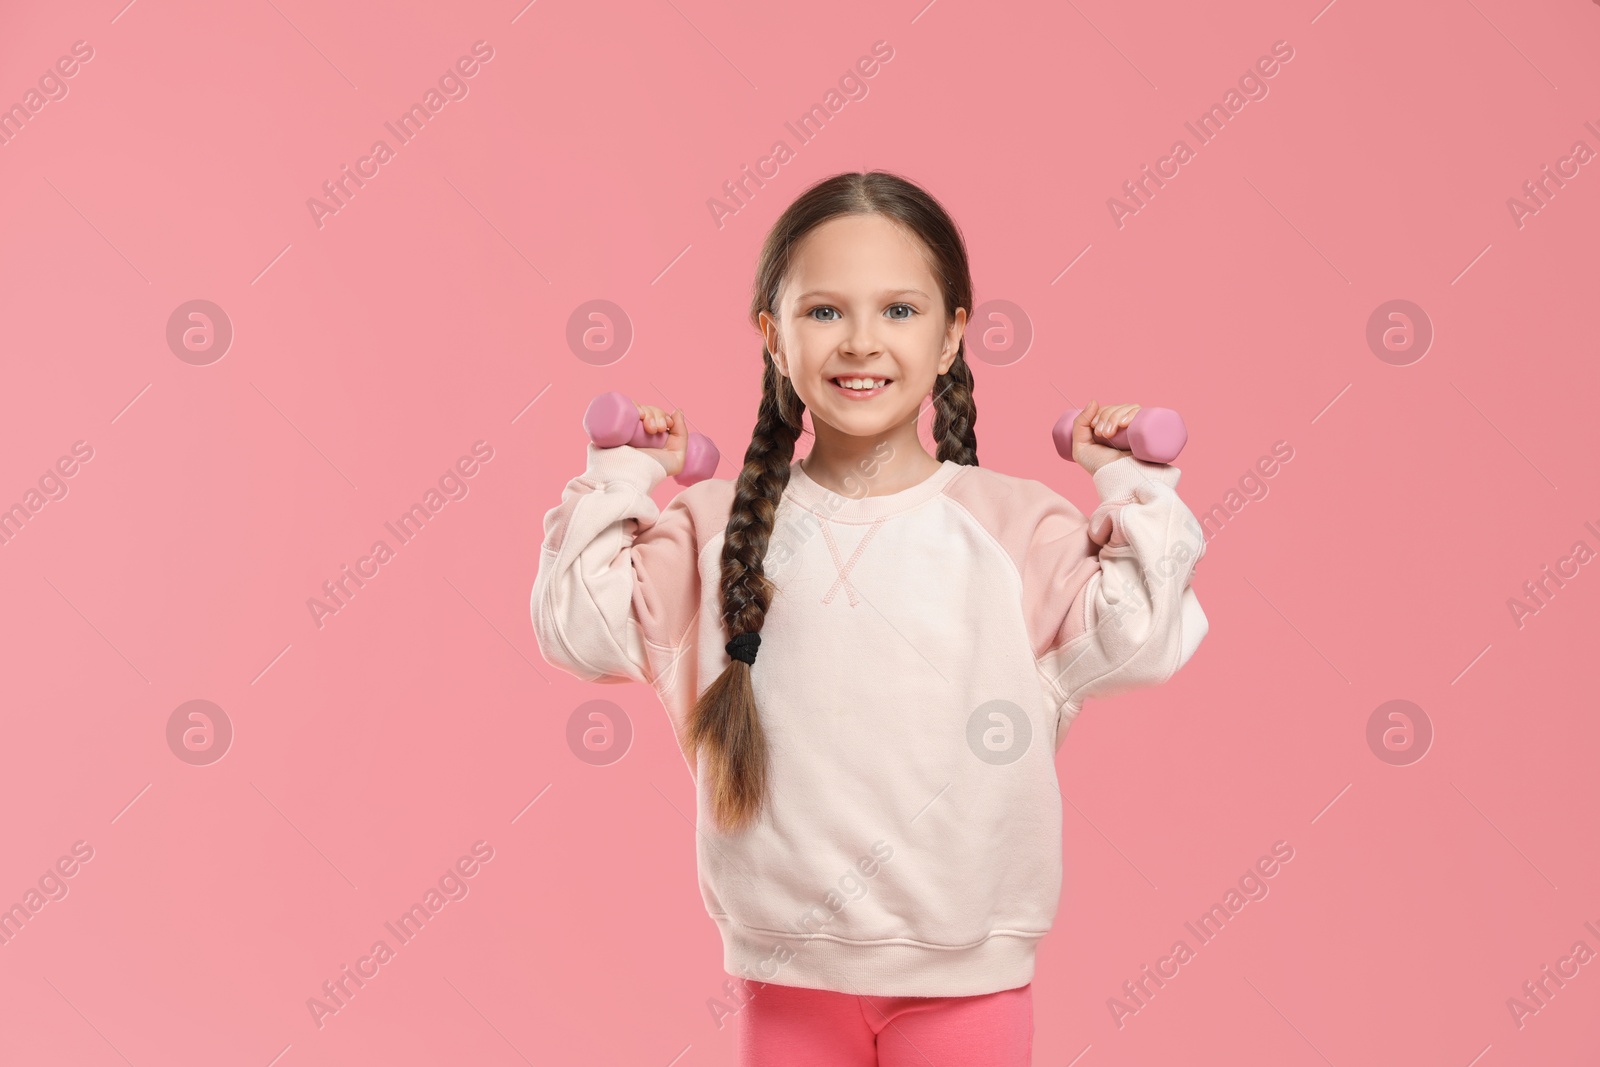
[683,352,802,832]
[688,169,978,833]
[932,346,979,466]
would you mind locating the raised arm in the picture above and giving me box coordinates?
[1034,455,1209,728]
[530,442,702,687]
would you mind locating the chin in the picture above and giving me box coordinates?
[816,410,905,437]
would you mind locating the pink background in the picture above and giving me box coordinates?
[2,0,1597,1063]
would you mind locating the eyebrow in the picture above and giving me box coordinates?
[794,288,931,302]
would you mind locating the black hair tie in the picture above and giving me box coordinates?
[726,632,761,666]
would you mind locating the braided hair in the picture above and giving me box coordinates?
[685,171,979,832]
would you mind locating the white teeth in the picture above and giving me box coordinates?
[836,378,887,390]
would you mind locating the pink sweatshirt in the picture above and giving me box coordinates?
[532,441,1208,997]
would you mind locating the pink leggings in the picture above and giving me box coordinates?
[733,978,1033,1066]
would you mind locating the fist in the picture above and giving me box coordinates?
[1070,399,1139,476]
[633,403,689,477]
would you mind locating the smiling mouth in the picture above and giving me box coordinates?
[829,376,893,395]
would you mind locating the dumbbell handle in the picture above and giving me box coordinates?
[583,391,721,486]
[1053,406,1187,465]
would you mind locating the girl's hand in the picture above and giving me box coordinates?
[632,403,688,478]
[1071,399,1140,476]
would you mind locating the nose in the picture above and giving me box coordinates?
[841,318,884,359]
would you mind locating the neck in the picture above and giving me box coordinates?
[801,417,941,497]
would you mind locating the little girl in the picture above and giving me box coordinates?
[532,171,1208,1066]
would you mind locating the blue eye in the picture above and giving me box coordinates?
[807,304,916,321]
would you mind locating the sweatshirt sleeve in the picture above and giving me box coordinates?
[1034,455,1209,721]
[530,442,703,688]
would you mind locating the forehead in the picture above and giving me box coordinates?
[783,214,938,300]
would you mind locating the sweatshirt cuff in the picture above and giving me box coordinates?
[1091,454,1180,502]
[584,441,671,492]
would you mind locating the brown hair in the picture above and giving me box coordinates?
[685,170,980,832]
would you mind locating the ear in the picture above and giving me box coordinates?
[758,309,787,377]
[939,307,967,375]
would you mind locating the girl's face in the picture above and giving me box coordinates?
[760,213,966,443]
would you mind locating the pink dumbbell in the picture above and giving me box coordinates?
[583,391,722,485]
[1053,406,1187,465]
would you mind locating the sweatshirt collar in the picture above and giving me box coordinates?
[785,457,962,522]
